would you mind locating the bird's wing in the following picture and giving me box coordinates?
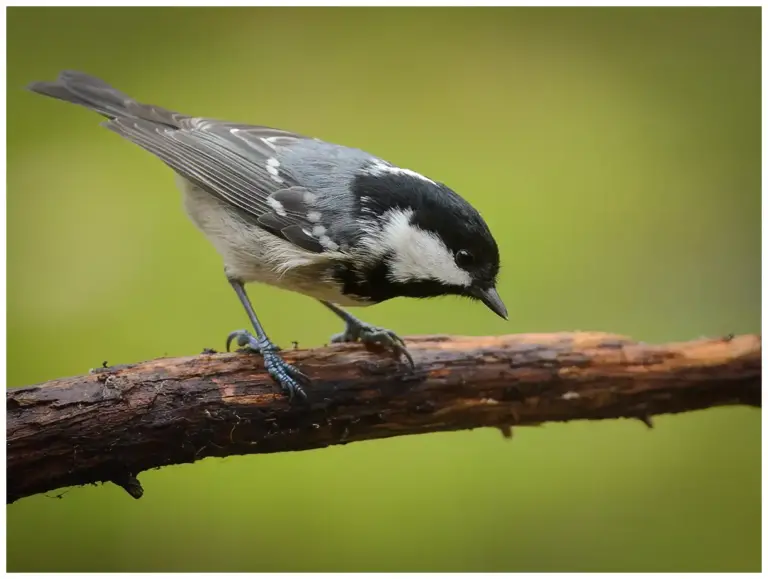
[105,116,337,253]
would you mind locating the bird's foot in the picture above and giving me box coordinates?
[226,330,309,401]
[331,321,414,369]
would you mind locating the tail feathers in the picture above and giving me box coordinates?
[27,70,186,129]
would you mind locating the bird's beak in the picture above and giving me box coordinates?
[474,286,508,320]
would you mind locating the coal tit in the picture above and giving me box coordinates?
[28,71,507,400]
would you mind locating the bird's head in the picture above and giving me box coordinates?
[348,163,506,319]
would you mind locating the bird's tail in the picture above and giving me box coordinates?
[27,70,185,128]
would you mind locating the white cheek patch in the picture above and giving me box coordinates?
[364,208,472,287]
[366,160,436,185]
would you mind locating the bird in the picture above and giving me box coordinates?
[27,70,507,401]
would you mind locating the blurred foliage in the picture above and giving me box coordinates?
[6,6,760,572]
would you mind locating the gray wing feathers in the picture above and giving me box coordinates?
[177,119,305,170]
[29,71,333,254]
[28,70,186,128]
[104,117,326,253]
[105,117,272,216]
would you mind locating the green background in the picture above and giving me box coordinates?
[7,7,761,572]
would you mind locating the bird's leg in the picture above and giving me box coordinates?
[226,279,308,401]
[320,301,414,369]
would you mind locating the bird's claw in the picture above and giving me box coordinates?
[226,330,308,401]
[331,323,414,369]
[226,330,283,353]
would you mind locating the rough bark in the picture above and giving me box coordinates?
[7,332,760,504]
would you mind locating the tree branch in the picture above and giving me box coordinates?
[7,332,760,503]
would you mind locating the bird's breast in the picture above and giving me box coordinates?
[179,177,373,308]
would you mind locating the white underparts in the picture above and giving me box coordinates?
[360,208,472,287]
[179,177,357,304]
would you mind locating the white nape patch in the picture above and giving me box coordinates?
[230,128,240,134]
[312,225,327,237]
[267,197,287,217]
[362,208,472,286]
[561,391,580,400]
[303,191,317,204]
[307,211,322,223]
[366,160,436,185]
[267,158,280,168]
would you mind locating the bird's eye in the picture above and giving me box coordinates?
[456,249,475,268]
